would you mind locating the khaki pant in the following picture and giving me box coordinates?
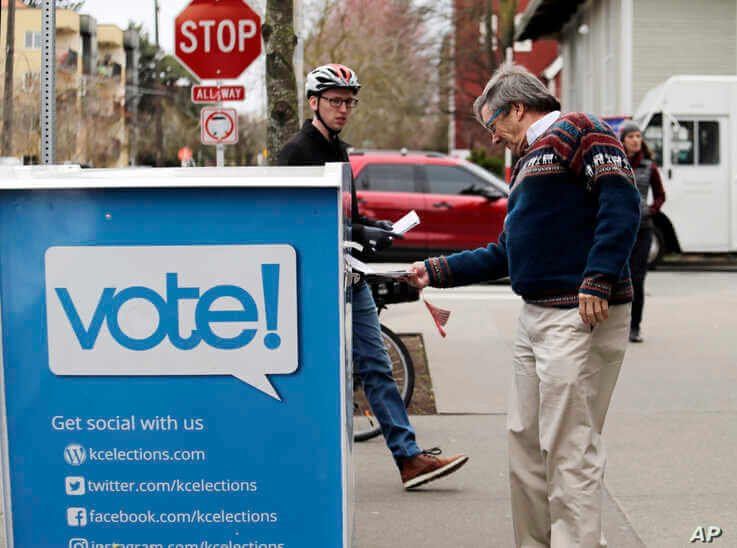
[508,303,630,548]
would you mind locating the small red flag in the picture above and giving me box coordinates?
[423,295,451,338]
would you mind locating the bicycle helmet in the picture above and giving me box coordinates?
[306,64,361,98]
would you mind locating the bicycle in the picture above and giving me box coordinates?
[353,276,418,442]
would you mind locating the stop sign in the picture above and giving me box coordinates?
[174,0,262,80]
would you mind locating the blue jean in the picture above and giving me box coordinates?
[352,281,421,464]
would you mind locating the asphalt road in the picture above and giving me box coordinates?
[358,269,737,547]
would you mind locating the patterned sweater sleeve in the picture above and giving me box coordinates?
[424,232,509,288]
[573,128,641,299]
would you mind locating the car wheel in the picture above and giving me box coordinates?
[648,225,665,269]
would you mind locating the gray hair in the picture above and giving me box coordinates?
[473,64,561,124]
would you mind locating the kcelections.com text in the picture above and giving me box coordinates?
[86,448,206,463]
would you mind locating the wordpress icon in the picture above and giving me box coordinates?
[64,444,87,466]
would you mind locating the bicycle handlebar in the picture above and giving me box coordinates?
[366,277,420,311]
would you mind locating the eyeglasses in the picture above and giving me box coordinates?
[483,106,506,135]
[321,96,359,109]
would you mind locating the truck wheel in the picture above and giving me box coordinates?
[648,225,665,269]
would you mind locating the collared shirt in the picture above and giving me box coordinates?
[526,110,561,147]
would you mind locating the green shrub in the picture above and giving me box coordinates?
[468,148,504,178]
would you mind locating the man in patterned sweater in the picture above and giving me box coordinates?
[408,66,640,547]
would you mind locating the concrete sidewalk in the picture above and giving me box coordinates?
[354,415,645,548]
[368,271,737,547]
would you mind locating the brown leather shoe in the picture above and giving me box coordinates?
[400,448,469,490]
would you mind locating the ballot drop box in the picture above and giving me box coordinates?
[0,164,353,547]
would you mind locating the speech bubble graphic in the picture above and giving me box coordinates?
[45,245,298,400]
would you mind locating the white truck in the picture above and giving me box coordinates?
[634,75,737,264]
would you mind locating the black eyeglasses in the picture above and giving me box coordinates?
[320,96,359,109]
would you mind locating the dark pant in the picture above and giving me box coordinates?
[629,226,653,330]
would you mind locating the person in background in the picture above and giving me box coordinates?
[278,64,468,490]
[619,121,666,343]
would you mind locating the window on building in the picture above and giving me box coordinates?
[478,14,498,50]
[24,30,41,49]
[698,121,720,165]
[671,121,695,165]
[355,164,416,193]
[24,31,42,49]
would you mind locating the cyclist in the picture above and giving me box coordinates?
[278,64,468,489]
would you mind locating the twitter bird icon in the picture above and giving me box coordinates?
[65,476,85,496]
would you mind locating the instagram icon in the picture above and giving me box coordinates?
[68,539,88,548]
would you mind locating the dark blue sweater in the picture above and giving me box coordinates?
[425,112,641,308]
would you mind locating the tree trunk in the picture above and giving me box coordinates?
[483,0,497,75]
[2,0,16,156]
[264,0,298,165]
[499,0,518,52]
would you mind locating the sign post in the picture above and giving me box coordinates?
[174,0,261,166]
[0,164,353,546]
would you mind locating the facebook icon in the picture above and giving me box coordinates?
[66,507,87,527]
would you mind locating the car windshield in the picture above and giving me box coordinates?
[458,160,509,196]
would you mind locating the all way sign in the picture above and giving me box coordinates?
[192,85,246,103]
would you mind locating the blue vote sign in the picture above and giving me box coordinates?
[0,166,352,547]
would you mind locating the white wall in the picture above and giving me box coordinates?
[632,0,737,110]
[560,0,737,116]
[560,0,626,116]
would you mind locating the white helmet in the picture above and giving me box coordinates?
[306,64,361,98]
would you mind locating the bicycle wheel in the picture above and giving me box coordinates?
[353,324,416,442]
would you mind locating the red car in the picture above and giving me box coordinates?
[349,150,509,259]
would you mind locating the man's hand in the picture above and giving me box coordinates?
[406,261,430,289]
[373,219,395,232]
[578,293,609,328]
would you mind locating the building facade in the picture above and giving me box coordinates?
[0,1,139,166]
[517,0,737,116]
[451,0,560,157]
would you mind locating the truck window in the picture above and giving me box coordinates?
[671,121,695,165]
[698,121,720,165]
[643,113,663,165]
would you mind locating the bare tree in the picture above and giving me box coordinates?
[304,0,443,150]
[2,0,16,156]
[450,0,517,153]
[263,0,299,164]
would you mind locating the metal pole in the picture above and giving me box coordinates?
[216,79,224,167]
[40,0,56,165]
[154,0,163,166]
[154,0,160,48]
[504,46,513,183]
[2,0,17,156]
